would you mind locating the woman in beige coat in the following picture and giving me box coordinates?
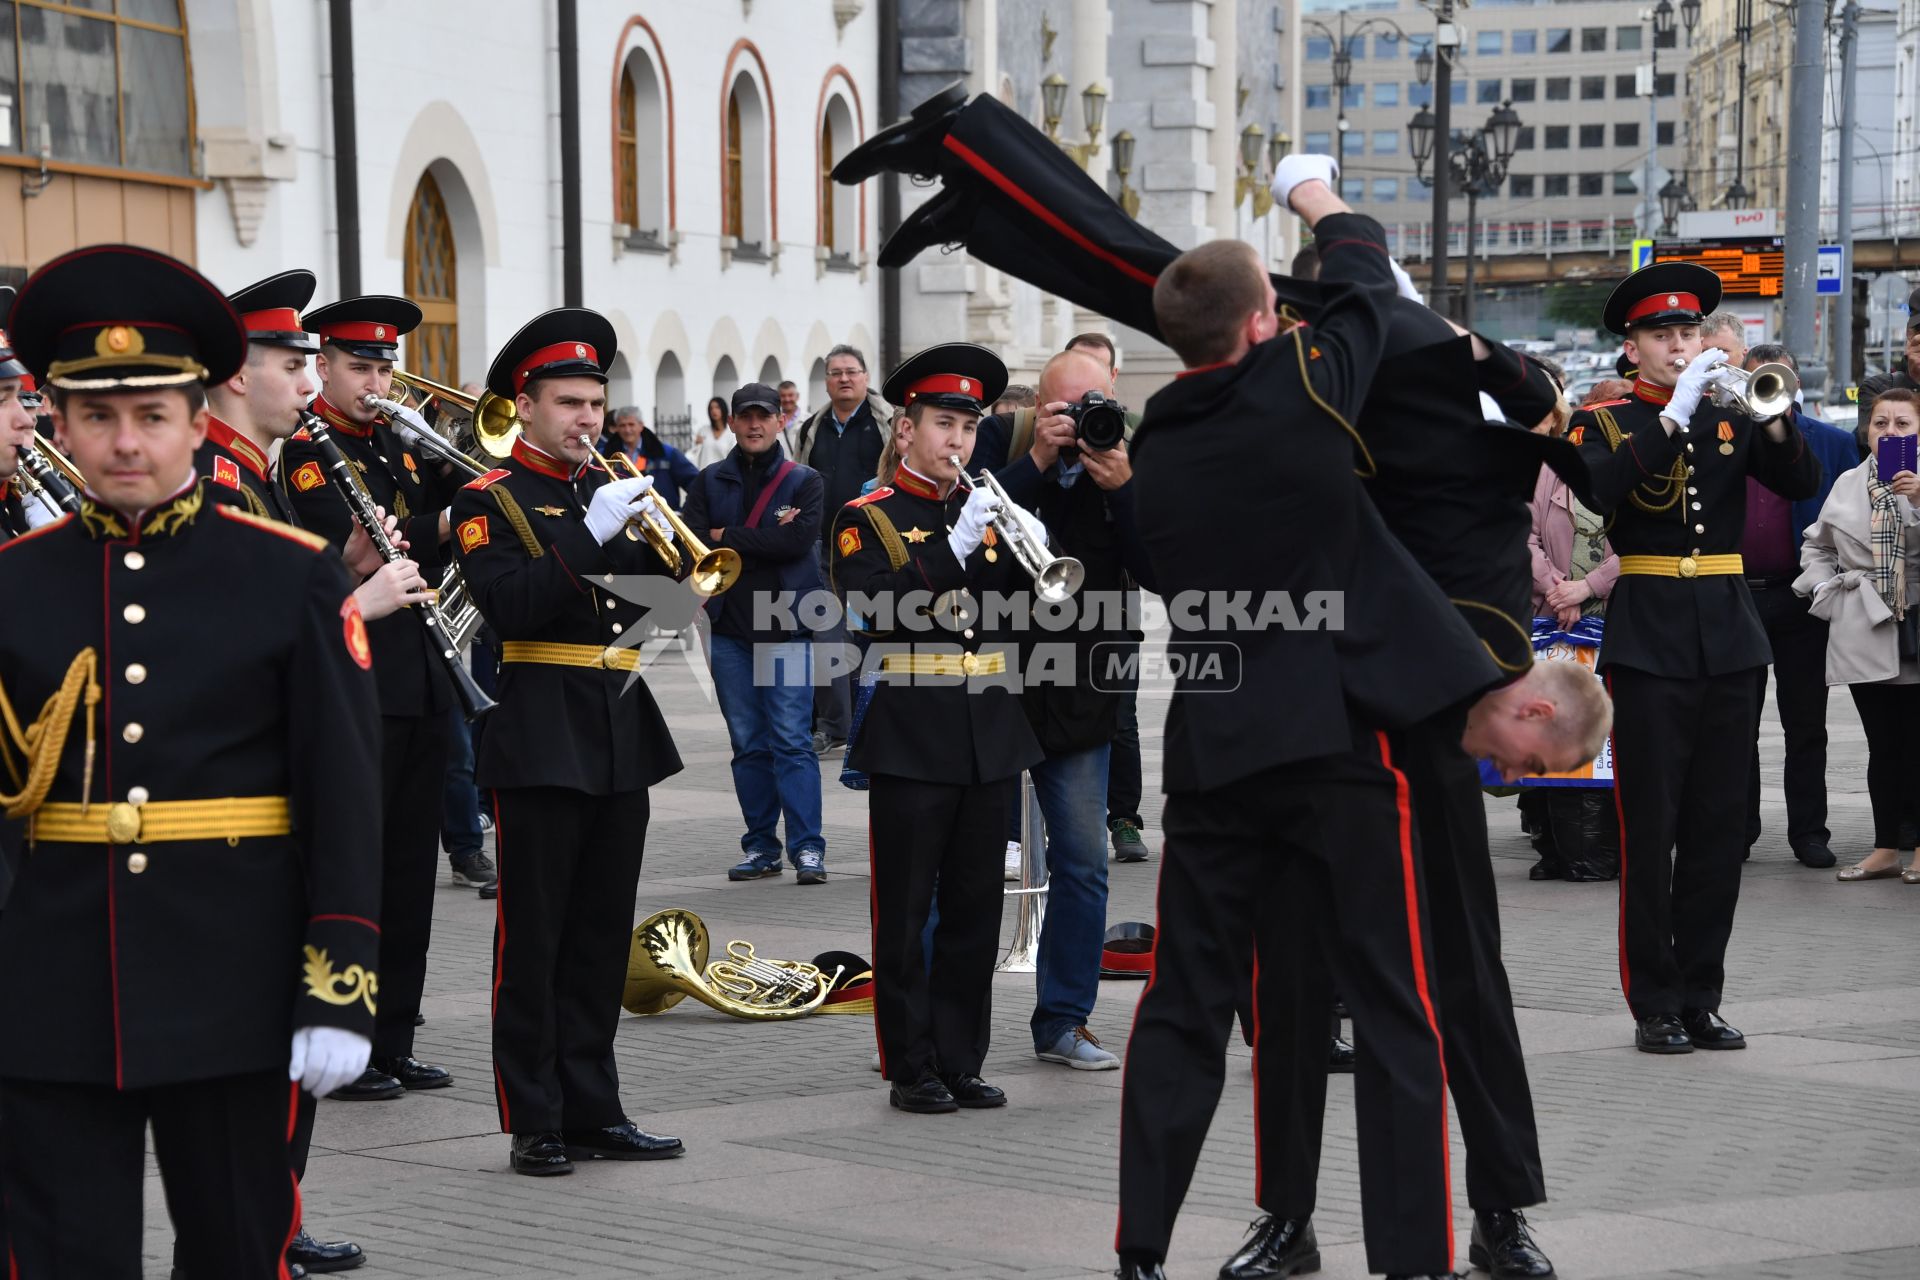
[1794,388,1920,881]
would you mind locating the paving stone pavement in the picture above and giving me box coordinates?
[140,642,1920,1278]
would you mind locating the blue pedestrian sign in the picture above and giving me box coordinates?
[1816,245,1845,295]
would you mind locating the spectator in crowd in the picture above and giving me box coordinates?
[991,384,1037,416]
[690,395,735,468]
[777,379,803,441]
[1699,310,1748,367]
[1739,346,1858,869]
[682,383,830,885]
[1857,287,1920,403]
[1794,388,1920,881]
[791,343,892,754]
[607,405,700,510]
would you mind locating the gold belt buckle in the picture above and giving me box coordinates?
[1678,555,1699,579]
[959,652,980,677]
[600,646,622,669]
[105,801,142,844]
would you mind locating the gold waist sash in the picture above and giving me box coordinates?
[31,796,291,845]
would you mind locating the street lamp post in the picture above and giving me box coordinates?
[1414,101,1522,328]
[1644,0,1673,237]
[1425,1,1461,319]
[1303,12,1428,187]
[1730,0,1752,207]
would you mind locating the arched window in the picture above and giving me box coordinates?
[820,95,857,259]
[615,47,668,243]
[405,171,458,384]
[712,356,740,401]
[807,358,828,414]
[723,74,768,254]
[654,352,686,425]
[757,356,781,387]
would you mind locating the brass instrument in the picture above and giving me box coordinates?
[588,436,742,595]
[15,433,83,518]
[1708,361,1800,420]
[622,909,841,1020]
[383,368,522,461]
[949,455,1085,602]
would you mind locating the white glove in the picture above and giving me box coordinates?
[1389,256,1424,302]
[289,1026,372,1099]
[947,487,1003,561]
[584,475,657,544]
[1270,154,1339,211]
[377,400,434,443]
[1661,348,1728,429]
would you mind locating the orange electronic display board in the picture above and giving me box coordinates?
[1650,237,1787,297]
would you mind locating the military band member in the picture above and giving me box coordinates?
[448,308,686,1175]
[0,245,382,1279]
[0,308,41,542]
[831,343,1044,1114]
[1569,263,1820,1053]
[281,297,464,1099]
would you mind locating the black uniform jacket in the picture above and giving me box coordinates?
[831,466,1045,786]
[1130,215,1501,793]
[0,482,383,1088]
[1571,383,1821,677]
[448,438,684,795]
[198,415,295,524]
[0,479,28,542]
[280,394,460,717]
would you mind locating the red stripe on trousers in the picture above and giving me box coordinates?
[278,1080,302,1278]
[489,790,512,1131]
[1112,838,1170,1254]
[1606,672,1632,1008]
[939,134,1161,288]
[1375,731,1455,1273]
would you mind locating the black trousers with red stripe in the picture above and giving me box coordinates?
[1257,708,1546,1216]
[1116,732,1454,1276]
[490,785,650,1134]
[0,1070,296,1279]
[867,774,1012,1083]
[1609,665,1757,1017]
[375,712,451,1059]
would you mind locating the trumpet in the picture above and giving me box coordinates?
[586,435,742,596]
[948,455,1085,602]
[1707,361,1800,420]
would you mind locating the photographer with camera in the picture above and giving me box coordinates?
[972,348,1158,1071]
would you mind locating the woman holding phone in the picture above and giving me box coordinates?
[1795,388,1920,881]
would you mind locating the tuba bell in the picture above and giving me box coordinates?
[623,909,841,1020]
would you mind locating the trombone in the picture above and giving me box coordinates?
[586,435,741,596]
[379,369,522,462]
[948,455,1085,602]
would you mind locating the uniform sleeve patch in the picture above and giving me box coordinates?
[291,461,326,492]
[212,455,241,489]
[458,515,490,553]
[837,526,862,557]
[341,596,372,670]
[1568,425,1585,446]
[463,467,510,491]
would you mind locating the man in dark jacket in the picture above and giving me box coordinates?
[607,406,700,509]
[683,383,829,884]
[1857,290,1920,403]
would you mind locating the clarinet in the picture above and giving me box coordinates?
[18,444,82,514]
[298,411,496,721]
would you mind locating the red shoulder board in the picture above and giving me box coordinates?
[1586,398,1631,409]
[845,487,893,509]
[464,468,510,491]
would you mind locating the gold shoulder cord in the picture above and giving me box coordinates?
[1281,306,1377,479]
[1450,599,1535,674]
[0,649,102,821]
[489,486,544,558]
[1591,405,1685,516]
[862,505,912,571]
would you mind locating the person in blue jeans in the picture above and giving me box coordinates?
[442,703,497,892]
[682,383,829,883]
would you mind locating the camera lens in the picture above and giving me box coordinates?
[1076,397,1127,451]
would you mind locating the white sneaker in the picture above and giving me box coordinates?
[1005,841,1023,882]
[1036,1026,1121,1070]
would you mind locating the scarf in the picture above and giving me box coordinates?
[1866,456,1908,619]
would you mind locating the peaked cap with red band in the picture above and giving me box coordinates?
[304,295,422,359]
[485,307,616,399]
[228,268,319,353]
[1601,261,1724,336]
[881,341,1007,416]
[9,245,246,391]
[0,286,26,382]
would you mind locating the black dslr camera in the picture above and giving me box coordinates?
[1062,390,1128,452]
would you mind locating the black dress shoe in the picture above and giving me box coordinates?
[1220,1214,1319,1279]
[889,1071,959,1114]
[328,1066,405,1100]
[287,1228,366,1273]
[478,883,498,900]
[412,1012,426,1026]
[563,1120,685,1160]
[1795,841,1838,869]
[831,79,968,183]
[1681,1008,1746,1049]
[941,1072,1007,1109]
[510,1131,574,1176]
[1117,1255,1169,1280]
[373,1055,453,1089]
[1635,1012,1693,1054]
[1529,858,1565,881]
[1470,1208,1555,1279]
[878,184,981,269]
[1327,1037,1356,1074]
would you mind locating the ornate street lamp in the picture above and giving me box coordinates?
[1725,178,1751,210]
[1110,129,1141,218]
[1659,177,1689,232]
[1408,106,1437,171]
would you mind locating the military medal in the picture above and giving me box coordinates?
[1717,422,1736,455]
[902,526,930,543]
